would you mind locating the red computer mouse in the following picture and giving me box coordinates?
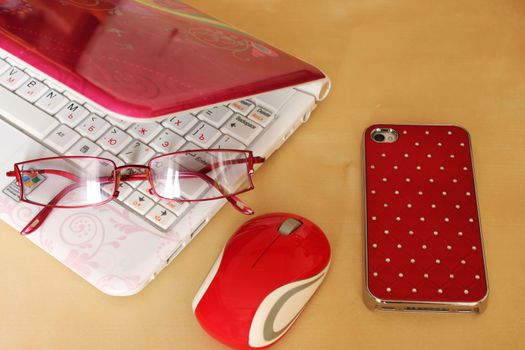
[192,213,331,349]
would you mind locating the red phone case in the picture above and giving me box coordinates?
[364,125,488,312]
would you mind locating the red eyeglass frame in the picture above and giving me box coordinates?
[6,149,265,235]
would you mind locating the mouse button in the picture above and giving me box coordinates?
[255,240,313,277]
[278,218,302,236]
[226,229,277,256]
[302,230,332,264]
[268,232,331,275]
[222,234,283,281]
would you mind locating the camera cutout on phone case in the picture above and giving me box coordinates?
[371,128,399,143]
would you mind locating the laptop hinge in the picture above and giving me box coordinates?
[293,78,331,102]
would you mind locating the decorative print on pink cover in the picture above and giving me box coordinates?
[0,0,325,118]
[364,125,488,310]
[0,191,187,295]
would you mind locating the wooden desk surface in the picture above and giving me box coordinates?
[1,1,524,349]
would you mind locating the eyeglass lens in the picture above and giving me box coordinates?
[149,150,252,200]
[17,157,116,207]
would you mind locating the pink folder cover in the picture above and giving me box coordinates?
[0,0,326,118]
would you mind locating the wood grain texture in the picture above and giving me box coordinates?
[1,0,524,349]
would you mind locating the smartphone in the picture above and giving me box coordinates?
[363,124,488,312]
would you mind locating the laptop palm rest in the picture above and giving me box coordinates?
[0,120,56,187]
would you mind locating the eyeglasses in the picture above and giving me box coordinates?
[6,149,265,235]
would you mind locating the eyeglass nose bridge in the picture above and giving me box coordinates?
[113,165,152,198]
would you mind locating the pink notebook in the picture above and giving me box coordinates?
[0,0,326,118]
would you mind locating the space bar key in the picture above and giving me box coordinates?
[0,85,59,139]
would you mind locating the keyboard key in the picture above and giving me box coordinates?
[253,89,295,110]
[66,137,102,156]
[162,113,198,135]
[179,142,201,152]
[43,79,67,93]
[76,114,110,141]
[0,59,9,75]
[152,146,210,197]
[197,106,233,128]
[180,177,210,200]
[247,106,275,127]
[186,121,221,148]
[56,101,90,127]
[128,122,163,143]
[63,89,86,103]
[99,151,125,167]
[97,127,132,154]
[15,78,49,102]
[0,66,29,90]
[212,135,245,150]
[106,117,132,130]
[101,180,131,200]
[44,125,81,154]
[115,182,133,200]
[171,144,217,173]
[0,85,59,139]
[124,191,155,215]
[159,199,190,216]
[221,114,263,145]
[84,103,107,117]
[229,99,255,116]
[4,57,26,69]
[35,90,69,114]
[119,141,155,164]
[119,168,146,188]
[137,180,155,197]
[150,129,185,154]
[146,205,177,230]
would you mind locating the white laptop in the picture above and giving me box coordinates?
[0,0,330,295]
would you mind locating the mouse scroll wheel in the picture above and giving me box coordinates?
[278,218,302,236]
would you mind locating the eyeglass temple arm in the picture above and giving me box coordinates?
[187,171,254,215]
[8,169,81,182]
[5,169,83,235]
[191,156,263,214]
[225,195,254,215]
[20,182,83,235]
[13,168,146,186]
[14,168,150,184]
[199,156,265,174]
[19,171,144,234]
[16,169,118,235]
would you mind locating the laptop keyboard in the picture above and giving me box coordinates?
[0,56,294,232]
